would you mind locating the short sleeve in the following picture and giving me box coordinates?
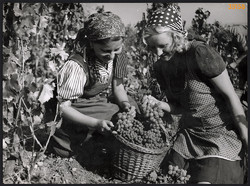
[114,49,128,78]
[57,60,87,100]
[194,44,226,78]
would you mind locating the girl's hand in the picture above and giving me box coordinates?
[147,95,161,107]
[239,125,248,151]
[96,120,114,135]
[121,101,131,111]
[235,115,248,152]
[121,101,136,117]
[59,100,72,113]
[127,105,136,118]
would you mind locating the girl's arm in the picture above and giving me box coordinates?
[158,101,183,114]
[59,100,114,133]
[147,95,183,114]
[209,69,248,147]
[57,61,114,133]
[113,77,131,110]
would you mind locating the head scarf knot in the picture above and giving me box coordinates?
[146,7,187,36]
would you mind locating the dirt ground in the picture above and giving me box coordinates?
[2,125,129,184]
[2,137,126,184]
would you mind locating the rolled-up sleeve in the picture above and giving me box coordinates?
[57,60,87,100]
[195,44,226,78]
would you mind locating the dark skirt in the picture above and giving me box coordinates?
[161,149,246,184]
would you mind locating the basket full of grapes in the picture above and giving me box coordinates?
[111,95,175,182]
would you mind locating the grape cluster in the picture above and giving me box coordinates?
[145,165,191,184]
[140,95,164,125]
[141,121,167,149]
[115,112,144,145]
[139,95,174,140]
[227,66,240,89]
[113,101,170,149]
[166,165,191,184]
[112,94,177,149]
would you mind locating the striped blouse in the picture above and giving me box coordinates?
[57,51,128,101]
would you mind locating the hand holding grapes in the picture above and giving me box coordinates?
[239,124,248,152]
[143,95,160,106]
[121,101,136,118]
[96,119,115,135]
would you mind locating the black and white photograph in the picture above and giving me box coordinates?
[2,1,248,184]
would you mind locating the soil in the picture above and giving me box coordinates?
[2,133,125,184]
[3,151,124,184]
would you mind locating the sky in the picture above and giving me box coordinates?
[86,2,248,29]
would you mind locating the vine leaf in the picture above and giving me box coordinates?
[3,120,12,133]
[27,91,40,103]
[26,25,37,35]
[22,3,37,16]
[3,74,21,98]
[38,84,55,104]
[23,74,35,88]
[50,42,69,60]
[8,55,21,66]
[38,16,49,29]
[48,60,57,72]
[3,137,10,149]
[3,61,19,78]
[33,115,42,125]
[20,15,35,29]
[13,3,23,17]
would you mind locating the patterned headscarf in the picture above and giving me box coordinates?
[146,7,187,36]
[74,11,125,57]
[85,11,125,41]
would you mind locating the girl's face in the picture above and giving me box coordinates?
[145,32,175,61]
[91,39,123,65]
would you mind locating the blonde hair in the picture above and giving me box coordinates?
[143,26,190,54]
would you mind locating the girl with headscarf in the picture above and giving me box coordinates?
[143,7,248,184]
[49,12,137,158]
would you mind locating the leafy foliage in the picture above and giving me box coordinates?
[2,3,90,182]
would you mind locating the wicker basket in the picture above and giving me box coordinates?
[111,134,170,182]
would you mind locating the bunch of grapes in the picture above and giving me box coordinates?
[139,95,174,137]
[113,108,169,149]
[112,94,176,150]
[115,112,144,145]
[140,95,164,125]
[166,165,191,184]
[145,165,191,184]
[227,66,240,89]
[141,120,168,149]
